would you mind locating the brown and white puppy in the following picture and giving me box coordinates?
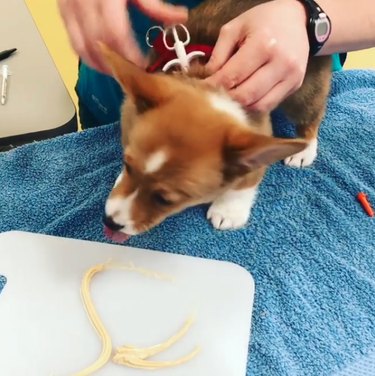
[101,0,332,238]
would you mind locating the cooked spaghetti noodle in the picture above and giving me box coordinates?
[73,262,199,375]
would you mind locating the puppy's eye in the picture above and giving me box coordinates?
[124,161,132,175]
[152,192,173,206]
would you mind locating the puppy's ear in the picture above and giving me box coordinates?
[98,42,172,113]
[223,130,307,180]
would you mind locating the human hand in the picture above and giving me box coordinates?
[58,0,188,73]
[206,0,309,112]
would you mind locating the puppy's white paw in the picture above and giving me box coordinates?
[207,187,257,230]
[207,205,249,230]
[284,138,318,168]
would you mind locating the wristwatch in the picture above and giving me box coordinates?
[296,0,331,55]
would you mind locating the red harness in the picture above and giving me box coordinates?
[146,33,214,73]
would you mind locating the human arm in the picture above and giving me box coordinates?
[206,0,375,112]
[57,0,188,73]
[316,0,375,54]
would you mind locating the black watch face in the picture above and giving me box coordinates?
[315,17,331,43]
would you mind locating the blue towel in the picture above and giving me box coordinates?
[1,70,375,376]
[0,276,5,295]
[335,348,375,376]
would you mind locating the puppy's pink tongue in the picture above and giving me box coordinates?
[104,226,131,243]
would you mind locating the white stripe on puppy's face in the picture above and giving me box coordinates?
[106,151,168,235]
[207,92,248,126]
[105,190,138,235]
[144,150,168,174]
[113,171,124,188]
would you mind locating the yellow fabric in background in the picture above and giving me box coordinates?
[345,48,375,69]
[26,0,375,125]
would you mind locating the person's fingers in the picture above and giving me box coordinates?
[133,0,188,24]
[58,0,83,57]
[58,0,106,71]
[229,56,288,107]
[246,80,295,113]
[249,53,306,111]
[206,29,279,91]
[231,52,306,112]
[58,0,146,72]
[206,40,269,91]
[72,24,103,71]
[205,21,243,74]
[99,0,146,67]
[76,1,112,71]
[60,8,102,71]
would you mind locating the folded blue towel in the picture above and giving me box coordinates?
[335,348,375,376]
[1,70,375,376]
[0,276,5,295]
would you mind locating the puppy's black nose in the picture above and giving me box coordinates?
[103,215,124,232]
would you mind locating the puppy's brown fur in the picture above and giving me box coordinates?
[100,0,331,234]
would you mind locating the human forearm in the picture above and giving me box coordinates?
[58,0,187,73]
[317,0,375,54]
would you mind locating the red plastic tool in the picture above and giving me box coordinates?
[357,192,374,217]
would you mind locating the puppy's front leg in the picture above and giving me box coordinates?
[207,185,258,230]
[284,118,321,168]
[282,56,332,168]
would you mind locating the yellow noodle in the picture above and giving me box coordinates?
[113,316,200,368]
[73,261,199,375]
[115,316,195,358]
[74,264,113,376]
[106,261,175,282]
[113,346,201,370]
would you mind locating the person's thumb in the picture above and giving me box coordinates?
[132,0,188,24]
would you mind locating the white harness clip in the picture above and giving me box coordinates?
[146,24,205,72]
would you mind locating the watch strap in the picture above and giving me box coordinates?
[296,0,331,56]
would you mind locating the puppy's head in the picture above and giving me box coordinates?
[99,44,307,236]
